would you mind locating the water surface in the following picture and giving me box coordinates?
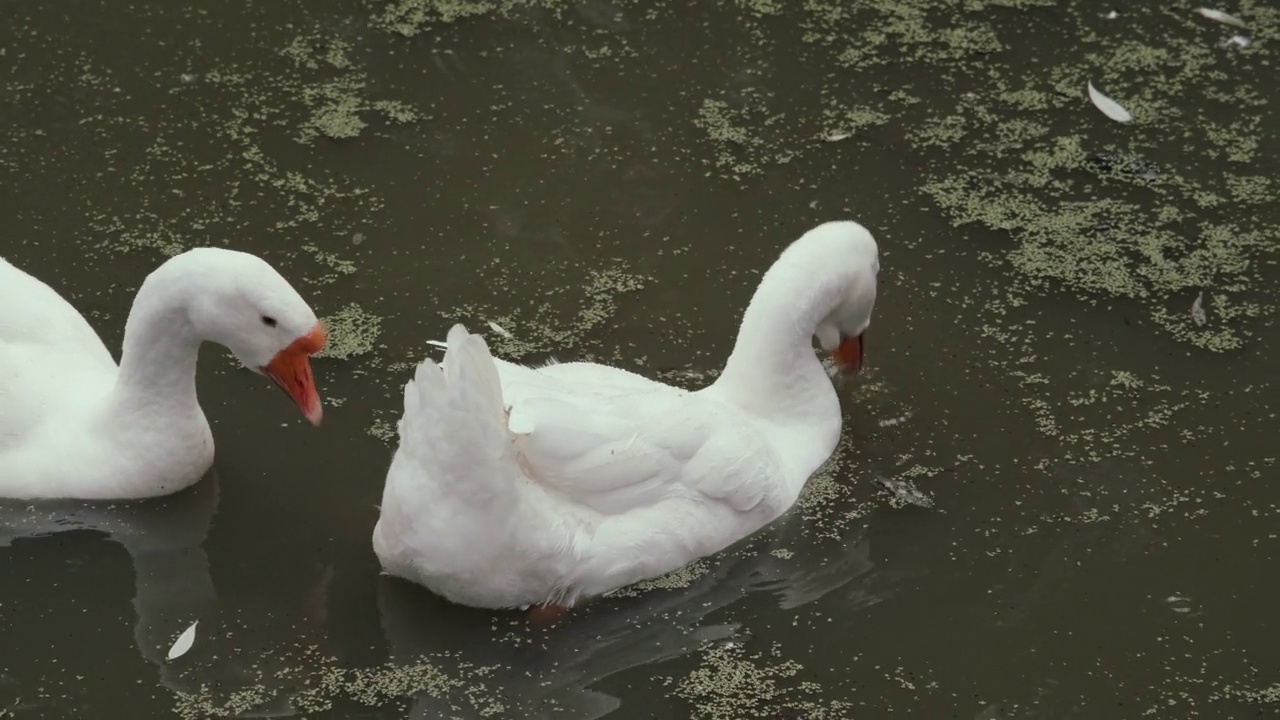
[1,0,1276,717]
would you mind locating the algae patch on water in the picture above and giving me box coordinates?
[796,432,883,540]
[295,76,423,144]
[78,27,421,257]
[673,642,853,720]
[682,0,1278,351]
[371,0,612,35]
[281,35,356,70]
[373,0,514,34]
[317,303,383,359]
[282,33,424,144]
[172,649,506,719]
[912,27,1276,351]
[447,262,649,363]
[605,558,713,599]
[301,244,358,285]
[694,88,796,178]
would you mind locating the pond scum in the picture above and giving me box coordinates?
[171,646,507,719]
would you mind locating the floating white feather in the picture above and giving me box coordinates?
[166,621,198,662]
[486,321,512,339]
[1194,7,1246,28]
[1191,292,1207,327]
[1087,81,1132,123]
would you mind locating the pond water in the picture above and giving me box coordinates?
[0,0,1276,717]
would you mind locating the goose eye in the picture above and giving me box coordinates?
[261,316,278,327]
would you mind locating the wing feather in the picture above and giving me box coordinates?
[501,365,780,516]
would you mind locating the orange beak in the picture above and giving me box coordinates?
[263,322,326,426]
[832,332,864,374]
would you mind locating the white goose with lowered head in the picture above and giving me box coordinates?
[0,248,327,500]
[372,220,880,619]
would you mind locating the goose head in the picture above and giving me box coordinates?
[182,249,327,425]
[810,223,879,374]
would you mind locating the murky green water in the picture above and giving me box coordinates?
[1,0,1276,717]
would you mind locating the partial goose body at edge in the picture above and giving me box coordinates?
[0,248,324,500]
[0,258,119,451]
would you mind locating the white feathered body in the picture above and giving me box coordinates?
[0,258,216,498]
[374,221,879,609]
[372,327,839,609]
[0,258,117,444]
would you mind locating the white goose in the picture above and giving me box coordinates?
[0,248,326,500]
[373,220,879,617]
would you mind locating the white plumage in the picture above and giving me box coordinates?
[373,221,880,610]
[0,249,325,499]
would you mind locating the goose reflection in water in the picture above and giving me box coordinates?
[0,472,334,719]
[373,512,889,720]
[0,477,220,707]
